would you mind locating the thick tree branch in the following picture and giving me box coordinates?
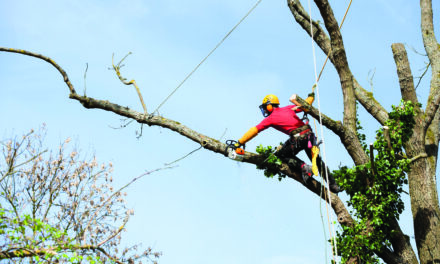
[391,44,419,104]
[353,79,389,125]
[420,0,439,63]
[287,0,332,57]
[293,95,343,134]
[391,43,424,127]
[384,218,419,264]
[313,0,357,135]
[295,95,368,164]
[70,93,356,227]
[420,0,440,132]
[0,47,357,237]
[287,1,389,126]
[422,83,440,133]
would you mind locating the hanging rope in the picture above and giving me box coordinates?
[306,3,337,263]
[150,0,263,116]
[307,0,353,263]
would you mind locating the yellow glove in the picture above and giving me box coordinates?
[311,145,319,176]
[305,92,315,105]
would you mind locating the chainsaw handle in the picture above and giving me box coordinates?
[225,140,245,156]
[225,139,237,146]
[225,140,245,149]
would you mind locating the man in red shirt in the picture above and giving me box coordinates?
[237,94,341,193]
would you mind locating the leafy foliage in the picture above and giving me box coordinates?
[255,144,285,181]
[333,100,417,263]
[0,209,103,263]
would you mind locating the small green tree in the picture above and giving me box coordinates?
[0,126,160,263]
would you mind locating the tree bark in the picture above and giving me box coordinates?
[392,39,440,264]
[405,1,440,263]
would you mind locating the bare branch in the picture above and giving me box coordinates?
[415,62,431,90]
[0,47,76,94]
[353,79,389,125]
[82,167,173,243]
[111,53,148,114]
[83,63,89,96]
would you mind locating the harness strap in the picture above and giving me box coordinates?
[289,124,312,137]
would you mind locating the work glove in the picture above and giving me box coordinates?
[235,141,245,149]
[311,145,319,176]
[305,92,315,106]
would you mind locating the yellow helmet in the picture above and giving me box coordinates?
[259,94,280,117]
[262,94,280,105]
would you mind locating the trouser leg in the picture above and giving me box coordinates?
[276,139,305,170]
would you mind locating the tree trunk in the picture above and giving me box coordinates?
[392,40,440,263]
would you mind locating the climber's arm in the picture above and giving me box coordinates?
[238,126,259,145]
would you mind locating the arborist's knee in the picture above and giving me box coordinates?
[275,140,293,159]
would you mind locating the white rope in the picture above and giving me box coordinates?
[151,0,263,116]
[306,0,338,262]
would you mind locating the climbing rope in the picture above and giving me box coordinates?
[306,1,337,262]
[307,0,353,263]
[151,0,263,116]
[312,0,353,90]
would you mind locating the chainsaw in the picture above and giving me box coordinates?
[225,140,245,161]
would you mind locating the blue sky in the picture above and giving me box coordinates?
[1,0,439,263]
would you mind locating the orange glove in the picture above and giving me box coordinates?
[238,127,259,145]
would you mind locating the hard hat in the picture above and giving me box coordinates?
[259,94,280,117]
[262,94,280,105]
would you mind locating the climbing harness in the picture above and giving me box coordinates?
[301,112,310,125]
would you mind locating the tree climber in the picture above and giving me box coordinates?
[236,94,342,193]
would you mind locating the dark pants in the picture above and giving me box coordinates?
[276,132,336,185]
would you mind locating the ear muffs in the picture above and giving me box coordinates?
[266,104,273,112]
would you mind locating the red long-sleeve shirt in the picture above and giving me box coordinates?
[255,105,305,135]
